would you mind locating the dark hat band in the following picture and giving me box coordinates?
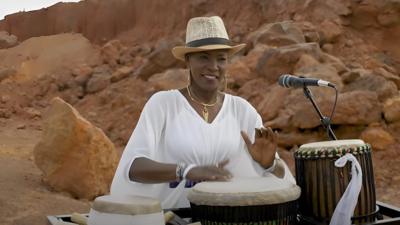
[186,37,231,47]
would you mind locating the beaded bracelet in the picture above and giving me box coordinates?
[175,162,186,181]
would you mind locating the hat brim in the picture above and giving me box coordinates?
[172,43,246,61]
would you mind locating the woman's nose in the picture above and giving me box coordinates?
[206,58,219,71]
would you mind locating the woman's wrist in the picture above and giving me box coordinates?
[183,164,197,179]
[176,163,197,181]
[263,158,277,172]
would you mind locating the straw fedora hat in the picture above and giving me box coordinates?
[172,16,246,61]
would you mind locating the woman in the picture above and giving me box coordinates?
[110,16,295,209]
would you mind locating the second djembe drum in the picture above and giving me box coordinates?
[188,177,301,225]
[295,139,378,224]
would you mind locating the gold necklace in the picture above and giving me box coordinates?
[186,86,218,123]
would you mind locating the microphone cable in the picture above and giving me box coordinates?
[327,85,338,137]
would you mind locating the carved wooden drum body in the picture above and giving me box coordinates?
[295,139,378,224]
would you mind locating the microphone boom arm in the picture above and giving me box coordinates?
[303,85,337,140]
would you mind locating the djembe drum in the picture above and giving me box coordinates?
[187,177,301,225]
[294,139,378,224]
[87,195,164,225]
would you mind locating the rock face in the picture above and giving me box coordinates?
[33,97,118,199]
[0,31,18,49]
[0,33,101,81]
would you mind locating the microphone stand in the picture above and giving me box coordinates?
[302,86,337,141]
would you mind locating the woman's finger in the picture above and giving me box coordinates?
[255,128,263,138]
[217,159,229,168]
[265,127,274,139]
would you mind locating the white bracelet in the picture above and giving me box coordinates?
[176,162,186,181]
[183,164,197,179]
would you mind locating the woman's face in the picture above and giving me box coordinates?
[186,49,229,92]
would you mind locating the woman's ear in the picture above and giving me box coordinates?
[185,54,191,70]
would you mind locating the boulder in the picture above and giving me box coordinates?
[333,91,382,125]
[360,124,395,151]
[294,63,344,90]
[298,22,320,43]
[343,72,398,101]
[73,64,94,86]
[0,67,17,82]
[0,31,18,49]
[383,96,400,123]
[148,68,188,91]
[33,97,118,199]
[247,21,305,48]
[86,67,111,94]
[110,66,134,83]
[134,38,183,80]
[388,121,400,141]
[226,59,253,88]
[318,20,343,44]
[238,78,271,108]
[374,67,400,89]
[267,90,382,129]
[255,42,323,83]
[101,39,123,67]
[257,84,290,121]
[276,129,325,147]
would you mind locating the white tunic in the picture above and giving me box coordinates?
[110,90,295,209]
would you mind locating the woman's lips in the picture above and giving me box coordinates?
[203,74,218,80]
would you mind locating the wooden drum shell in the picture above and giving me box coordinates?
[295,142,377,224]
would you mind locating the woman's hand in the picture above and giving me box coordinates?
[241,127,277,169]
[186,159,232,182]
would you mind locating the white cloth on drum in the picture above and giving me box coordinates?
[330,153,362,225]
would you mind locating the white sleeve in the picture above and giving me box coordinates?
[114,92,166,183]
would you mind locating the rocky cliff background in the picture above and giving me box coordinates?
[0,0,399,224]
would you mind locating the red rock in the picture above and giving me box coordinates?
[148,68,188,91]
[257,84,290,121]
[343,72,398,101]
[360,124,395,151]
[33,97,118,199]
[110,66,134,83]
[101,40,122,68]
[0,31,18,49]
[255,42,323,83]
[383,96,400,123]
[318,20,343,43]
[247,21,305,48]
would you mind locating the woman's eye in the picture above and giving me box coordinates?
[200,55,208,60]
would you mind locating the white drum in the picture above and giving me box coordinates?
[87,195,164,225]
[187,177,301,225]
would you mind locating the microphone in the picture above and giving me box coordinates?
[278,74,335,88]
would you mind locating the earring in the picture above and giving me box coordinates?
[187,70,192,86]
[219,74,228,92]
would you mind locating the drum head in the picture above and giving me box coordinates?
[296,139,371,159]
[188,177,301,206]
[92,195,162,215]
[300,139,365,148]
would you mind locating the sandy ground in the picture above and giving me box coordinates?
[0,118,398,225]
[0,119,90,225]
